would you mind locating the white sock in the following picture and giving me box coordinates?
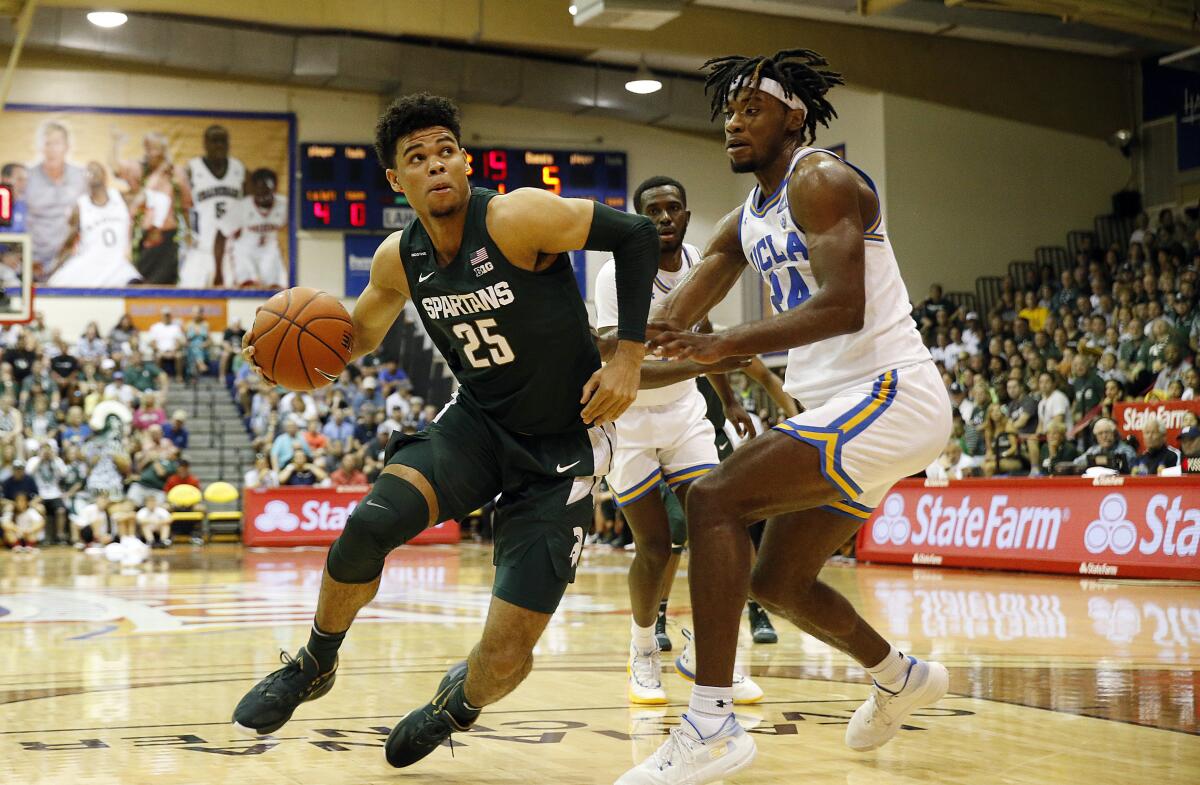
[631,619,656,653]
[867,644,911,693]
[684,684,734,738]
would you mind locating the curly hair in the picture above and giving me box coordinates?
[373,93,462,169]
[703,48,843,145]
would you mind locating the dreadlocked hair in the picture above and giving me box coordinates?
[703,49,844,145]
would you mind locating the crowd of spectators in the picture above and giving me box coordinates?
[0,307,206,552]
[922,204,1200,479]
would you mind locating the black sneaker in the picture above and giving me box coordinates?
[748,603,778,644]
[385,661,479,768]
[655,611,672,652]
[231,647,337,735]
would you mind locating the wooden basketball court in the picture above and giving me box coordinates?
[1,544,1196,784]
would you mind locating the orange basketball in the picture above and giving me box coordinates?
[250,287,353,391]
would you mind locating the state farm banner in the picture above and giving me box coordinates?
[856,478,1200,580]
[243,486,460,547]
[1114,400,1200,450]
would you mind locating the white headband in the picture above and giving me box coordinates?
[728,76,805,112]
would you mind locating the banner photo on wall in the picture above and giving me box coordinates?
[0,104,294,297]
[344,234,384,297]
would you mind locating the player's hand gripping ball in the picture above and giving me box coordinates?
[247,287,353,391]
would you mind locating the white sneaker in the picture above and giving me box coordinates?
[845,657,949,751]
[628,642,667,705]
[615,714,756,785]
[673,629,764,704]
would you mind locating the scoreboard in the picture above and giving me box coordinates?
[300,143,627,231]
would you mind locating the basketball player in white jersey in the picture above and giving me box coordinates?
[49,161,141,287]
[618,49,952,785]
[181,125,244,287]
[231,168,288,288]
[594,176,762,707]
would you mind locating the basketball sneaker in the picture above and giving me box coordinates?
[748,603,777,644]
[654,609,672,652]
[845,656,949,751]
[673,629,763,704]
[386,660,479,768]
[231,647,337,736]
[628,642,668,705]
[615,714,756,785]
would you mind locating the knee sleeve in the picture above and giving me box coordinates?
[326,474,430,583]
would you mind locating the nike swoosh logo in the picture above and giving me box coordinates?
[314,367,338,382]
[556,461,581,473]
[365,500,389,510]
[418,272,435,282]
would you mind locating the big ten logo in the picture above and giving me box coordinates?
[1085,493,1200,558]
[908,588,1066,642]
[872,494,911,545]
[1088,596,1200,651]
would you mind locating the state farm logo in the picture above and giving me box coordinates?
[872,495,911,545]
[1083,493,1200,557]
[253,499,358,533]
[255,500,299,532]
[1084,494,1137,555]
[873,492,1066,551]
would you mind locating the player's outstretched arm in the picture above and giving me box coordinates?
[648,207,745,337]
[651,157,866,363]
[349,231,410,362]
[490,188,659,426]
[744,357,799,417]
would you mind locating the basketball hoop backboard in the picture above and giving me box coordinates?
[0,234,34,324]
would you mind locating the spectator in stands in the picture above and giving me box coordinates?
[71,491,114,549]
[269,419,307,471]
[108,314,137,355]
[302,418,327,454]
[163,458,199,495]
[2,493,44,552]
[279,451,326,487]
[132,391,167,432]
[0,394,23,453]
[353,375,384,410]
[3,459,37,501]
[1037,372,1071,432]
[126,448,174,509]
[379,359,410,392]
[74,322,107,363]
[103,372,138,408]
[1037,420,1079,475]
[385,383,413,421]
[1154,343,1191,393]
[1075,417,1135,474]
[125,351,167,394]
[1162,426,1200,475]
[1018,290,1048,332]
[1131,416,1180,476]
[321,407,356,447]
[330,453,368,485]
[1182,367,1199,400]
[26,442,67,543]
[137,493,173,548]
[185,307,210,380]
[219,318,246,382]
[925,439,977,480]
[280,391,315,428]
[1069,354,1105,425]
[1095,350,1126,385]
[146,307,185,383]
[244,454,278,489]
[163,409,188,449]
[982,404,1029,477]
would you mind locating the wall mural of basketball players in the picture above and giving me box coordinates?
[0,105,293,294]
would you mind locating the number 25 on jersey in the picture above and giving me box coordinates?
[452,318,516,368]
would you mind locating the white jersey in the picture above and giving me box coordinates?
[76,189,130,261]
[187,157,244,250]
[739,147,929,408]
[595,243,702,407]
[232,196,288,287]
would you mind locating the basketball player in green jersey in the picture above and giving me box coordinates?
[231,93,661,769]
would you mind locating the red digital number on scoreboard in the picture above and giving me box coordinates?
[350,202,366,227]
[312,201,331,225]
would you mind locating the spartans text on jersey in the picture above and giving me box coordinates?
[420,281,515,320]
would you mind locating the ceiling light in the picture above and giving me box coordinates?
[569,4,577,15]
[87,11,128,28]
[625,63,662,95]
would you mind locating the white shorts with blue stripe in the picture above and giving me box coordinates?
[773,360,951,521]
[609,388,718,507]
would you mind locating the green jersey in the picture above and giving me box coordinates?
[399,188,600,435]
